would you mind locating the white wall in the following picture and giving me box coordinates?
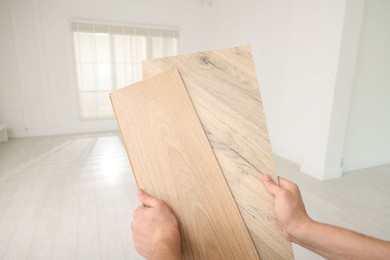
[0,0,202,137]
[201,0,301,161]
[201,0,352,179]
[342,0,390,172]
[201,0,390,178]
[300,0,366,179]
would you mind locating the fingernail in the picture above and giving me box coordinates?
[264,174,271,181]
[136,189,144,195]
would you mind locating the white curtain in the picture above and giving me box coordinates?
[72,21,179,119]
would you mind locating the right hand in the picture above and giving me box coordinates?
[262,174,312,241]
[131,189,181,259]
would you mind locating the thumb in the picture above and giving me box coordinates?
[262,174,281,195]
[136,189,160,208]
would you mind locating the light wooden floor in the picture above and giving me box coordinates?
[0,133,389,260]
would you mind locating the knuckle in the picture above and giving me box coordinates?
[133,207,142,218]
[291,184,300,193]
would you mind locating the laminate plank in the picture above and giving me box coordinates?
[26,205,60,260]
[110,68,259,260]
[95,180,125,260]
[52,178,79,260]
[27,171,66,260]
[110,186,142,260]
[142,46,293,259]
[2,178,49,260]
[76,180,101,260]
[0,180,35,258]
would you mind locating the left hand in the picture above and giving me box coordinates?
[131,189,181,259]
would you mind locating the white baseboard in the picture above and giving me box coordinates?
[300,163,343,180]
[8,124,118,138]
[342,159,390,173]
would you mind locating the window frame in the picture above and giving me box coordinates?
[71,20,180,120]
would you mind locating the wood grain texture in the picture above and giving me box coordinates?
[110,68,260,260]
[142,46,294,260]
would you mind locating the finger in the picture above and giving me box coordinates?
[136,189,160,208]
[133,205,144,219]
[262,174,282,195]
[278,177,297,191]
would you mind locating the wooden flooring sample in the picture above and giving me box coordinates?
[110,68,260,260]
[142,46,294,260]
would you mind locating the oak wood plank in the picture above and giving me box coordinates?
[142,46,294,260]
[110,68,260,260]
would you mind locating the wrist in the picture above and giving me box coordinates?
[152,237,181,260]
[287,217,316,244]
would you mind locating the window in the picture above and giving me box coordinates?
[72,21,179,119]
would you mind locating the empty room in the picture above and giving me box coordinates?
[0,0,389,259]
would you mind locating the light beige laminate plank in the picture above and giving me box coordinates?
[110,68,259,260]
[142,46,294,260]
[76,180,101,260]
[95,180,125,260]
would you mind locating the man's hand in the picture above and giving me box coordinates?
[131,189,181,260]
[263,174,390,260]
[262,174,312,241]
